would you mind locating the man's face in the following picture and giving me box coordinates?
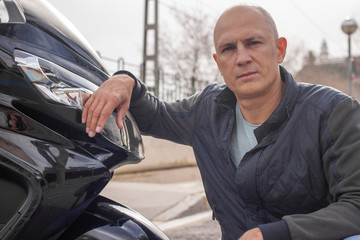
[213,7,286,101]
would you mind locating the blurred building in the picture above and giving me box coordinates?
[295,52,360,99]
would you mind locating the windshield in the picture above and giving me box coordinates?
[0,0,26,23]
[0,1,9,22]
[18,0,104,71]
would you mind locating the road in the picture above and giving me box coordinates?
[165,219,221,240]
[112,166,222,239]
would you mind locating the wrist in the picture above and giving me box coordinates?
[113,70,144,102]
[112,74,135,89]
[113,70,137,88]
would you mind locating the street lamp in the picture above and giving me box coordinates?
[341,17,358,96]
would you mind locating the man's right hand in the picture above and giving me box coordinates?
[82,74,135,137]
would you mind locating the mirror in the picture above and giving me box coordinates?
[0,0,25,24]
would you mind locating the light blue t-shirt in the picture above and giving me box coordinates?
[230,102,259,167]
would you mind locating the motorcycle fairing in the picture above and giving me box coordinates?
[59,196,169,240]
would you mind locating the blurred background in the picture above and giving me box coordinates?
[46,0,360,172]
[48,0,360,99]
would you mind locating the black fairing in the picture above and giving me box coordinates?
[0,0,108,85]
[0,0,153,239]
[58,196,168,240]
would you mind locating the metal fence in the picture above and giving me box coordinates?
[98,54,196,101]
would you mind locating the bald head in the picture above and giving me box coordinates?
[213,4,279,48]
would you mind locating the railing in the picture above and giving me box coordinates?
[98,54,197,101]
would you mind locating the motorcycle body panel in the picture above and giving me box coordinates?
[0,0,165,239]
[59,196,168,240]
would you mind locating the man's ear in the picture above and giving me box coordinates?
[277,37,287,63]
[213,53,218,65]
[213,53,223,76]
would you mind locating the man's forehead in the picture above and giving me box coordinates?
[213,6,268,46]
[214,5,264,31]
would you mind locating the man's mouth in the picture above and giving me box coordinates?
[237,71,257,79]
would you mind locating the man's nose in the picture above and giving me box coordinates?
[235,47,252,66]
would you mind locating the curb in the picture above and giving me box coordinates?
[153,192,210,222]
[114,163,198,175]
[155,210,213,232]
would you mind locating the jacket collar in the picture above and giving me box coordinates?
[254,66,300,143]
[214,66,300,142]
[214,86,237,109]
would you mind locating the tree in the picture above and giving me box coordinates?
[159,5,220,98]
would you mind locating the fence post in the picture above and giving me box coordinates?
[117,57,125,70]
[175,72,181,100]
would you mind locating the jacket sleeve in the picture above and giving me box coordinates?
[114,70,201,146]
[283,97,360,240]
[259,220,291,240]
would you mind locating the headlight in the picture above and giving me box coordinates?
[14,49,97,107]
[14,49,144,161]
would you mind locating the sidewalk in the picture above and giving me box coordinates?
[115,136,196,174]
[100,167,213,231]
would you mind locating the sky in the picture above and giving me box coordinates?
[48,0,360,73]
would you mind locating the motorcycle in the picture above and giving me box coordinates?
[0,0,169,239]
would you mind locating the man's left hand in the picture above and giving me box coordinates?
[239,228,263,240]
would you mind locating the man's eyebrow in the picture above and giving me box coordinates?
[243,36,266,42]
[218,42,235,50]
[218,35,267,49]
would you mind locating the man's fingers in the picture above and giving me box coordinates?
[239,228,263,240]
[86,97,105,137]
[82,93,94,123]
[81,74,135,137]
[116,102,130,130]
[95,103,119,133]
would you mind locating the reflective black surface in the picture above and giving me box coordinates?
[0,0,162,239]
[0,0,108,85]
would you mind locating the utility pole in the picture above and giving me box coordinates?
[142,0,159,96]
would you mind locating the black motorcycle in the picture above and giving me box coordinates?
[0,0,168,239]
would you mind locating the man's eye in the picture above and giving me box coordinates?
[248,41,260,46]
[222,46,234,53]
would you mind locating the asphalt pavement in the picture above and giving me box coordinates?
[100,166,221,237]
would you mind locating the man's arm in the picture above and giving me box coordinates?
[82,70,201,145]
[283,97,360,240]
[246,97,360,240]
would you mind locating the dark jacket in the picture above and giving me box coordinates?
[120,66,360,240]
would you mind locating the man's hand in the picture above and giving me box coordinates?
[82,74,135,137]
[239,228,263,240]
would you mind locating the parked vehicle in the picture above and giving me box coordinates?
[0,0,168,239]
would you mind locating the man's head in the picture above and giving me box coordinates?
[213,4,287,103]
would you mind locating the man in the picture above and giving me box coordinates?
[82,4,360,240]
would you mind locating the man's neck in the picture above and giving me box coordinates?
[236,81,284,125]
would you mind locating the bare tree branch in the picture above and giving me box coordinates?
[159,5,220,97]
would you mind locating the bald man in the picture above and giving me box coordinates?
[82,4,360,240]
